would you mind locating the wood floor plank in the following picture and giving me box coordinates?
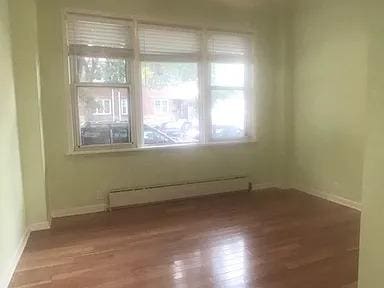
[10,189,360,288]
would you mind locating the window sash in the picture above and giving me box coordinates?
[70,54,135,149]
[72,55,131,85]
[69,45,133,59]
[140,60,201,146]
[93,99,112,115]
[209,87,247,140]
[206,51,251,141]
[66,14,254,152]
[72,84,134,148]
[121,99,129,115]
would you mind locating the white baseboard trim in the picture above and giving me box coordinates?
[0,219,53,288]
[52,183,274,218]
[252,182,276,190]
[51,204,107,218]
[0,228,30,288]
[51,184,361,219]
[293,185,362,211]
[29,221,51,232]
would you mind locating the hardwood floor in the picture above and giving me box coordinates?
[10,189,360,288]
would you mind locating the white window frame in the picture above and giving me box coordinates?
[66,14,136,151]
[207,65,253,143]
[154,99,169,114]
[64,13,255,154]
[93,98,112,115]
[120,98,129,116]
[70,58,135,150]
[206,31,253,143]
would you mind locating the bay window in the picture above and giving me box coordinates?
[66,13,253,152]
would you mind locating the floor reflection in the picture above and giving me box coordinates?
[211,234,247,287]
[171,250,203,287]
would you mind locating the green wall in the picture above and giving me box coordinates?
[3,0,384,285]
[358,0,384,286]
[290,0,367,203]
[0,0,27,285]
[35,0,287,212]
[9,0,49,226]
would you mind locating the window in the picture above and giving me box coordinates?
[94,99,112,115]
[139,24,201,146]
[142,62,199,145]
[120,99,129,115]
[66,14,253,152]
[67,14,134,148]
[154,100,169,114]
[208,33,250,141]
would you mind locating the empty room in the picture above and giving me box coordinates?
[0,0,383,287]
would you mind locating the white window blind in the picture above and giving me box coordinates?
[138,24,201,61]
[208,33,251,62]
[66,14,133,57]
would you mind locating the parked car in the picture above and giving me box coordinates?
[80,122,176,146]
[212,125,244,140]
[160,120,192,140]
[143,125,176,146]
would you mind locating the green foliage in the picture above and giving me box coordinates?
[78,57,126,83]
[142,62,197,89]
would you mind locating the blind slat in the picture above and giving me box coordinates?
[139,24,201,57]
[67,14,133,50]
[69,45,133,58]
[66,15,252,62]
[208,33,250,60]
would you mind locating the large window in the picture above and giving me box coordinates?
[66,14,253,152]
[67,15,134,148]
[208,34,250,141]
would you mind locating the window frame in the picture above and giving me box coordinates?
[206,31,253,143]
[93,98,112,116]
[69,56,135,150]
[120,98,129,116]
[207,61,251,143]
[64,12,255,154]
[66,14,137,151]
[154,99,170,114]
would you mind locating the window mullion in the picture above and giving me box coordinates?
[132,19,144,148]
[75,83,130,88]
[210,86,245,91]
[200,29,210,144]
[69,54,79,149]
[245,63,254,139]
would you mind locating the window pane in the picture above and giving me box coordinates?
[211,63,245,87]
[211,89,245,140]
[141,62,199,146]
[77,57,127,83]
[78,87,131,146]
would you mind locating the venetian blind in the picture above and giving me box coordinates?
[139,24,201,61]
[208,32,251,61]
[66,14,133,57]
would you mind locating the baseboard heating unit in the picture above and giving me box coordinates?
[108,176,251,210]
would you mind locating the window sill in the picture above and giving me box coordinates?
[66,138,257,156]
